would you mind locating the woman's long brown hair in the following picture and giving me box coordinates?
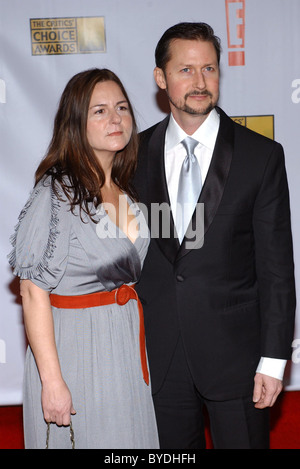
[35,68,139,220]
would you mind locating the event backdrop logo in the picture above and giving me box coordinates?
[231,115,274,140]
[30,17,106,55]
[226,0,246,66]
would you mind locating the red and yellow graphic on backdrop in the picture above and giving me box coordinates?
[226,0,245,66]
[30,17,106,55]
[231,115,274,140]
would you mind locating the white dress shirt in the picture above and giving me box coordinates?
[164,109,286,381]
[164,109,219,224]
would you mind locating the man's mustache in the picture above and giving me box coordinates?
[185,90,213,99]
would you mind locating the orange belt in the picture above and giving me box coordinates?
[49,284,149,386]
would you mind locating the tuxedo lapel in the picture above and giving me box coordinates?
[145,108,235,263]
[176,107,234,260]
[146,116,180,263]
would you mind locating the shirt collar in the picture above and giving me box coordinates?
[165,108,220,152]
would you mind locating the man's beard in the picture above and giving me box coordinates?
[166,89,218,116]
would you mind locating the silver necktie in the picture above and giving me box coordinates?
[176,137,202,243]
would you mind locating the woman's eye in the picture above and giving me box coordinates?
[118,103,130,112]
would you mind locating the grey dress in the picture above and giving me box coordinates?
[8,176,159,449]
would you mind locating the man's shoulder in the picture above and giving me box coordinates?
[139,122,160,141]
[139,115,170,143]
[217,106,280,148]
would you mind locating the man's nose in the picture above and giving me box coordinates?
[193,71,206,89]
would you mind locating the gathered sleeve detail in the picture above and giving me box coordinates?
[8,178,71,291]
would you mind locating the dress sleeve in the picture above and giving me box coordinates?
[8,177,71,291]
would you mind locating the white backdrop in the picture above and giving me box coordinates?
[1,0,299,405]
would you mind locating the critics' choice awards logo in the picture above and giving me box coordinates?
[30,17,106,56]
[231,115,274,140]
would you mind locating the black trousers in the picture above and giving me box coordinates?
[152,338,270,449]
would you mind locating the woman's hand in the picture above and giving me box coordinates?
[42,378,76,426]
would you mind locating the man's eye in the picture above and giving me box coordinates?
[204,66,215,72]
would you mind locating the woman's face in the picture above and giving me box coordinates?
[86,80,133,161]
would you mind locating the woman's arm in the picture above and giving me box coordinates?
[20,279,75,426]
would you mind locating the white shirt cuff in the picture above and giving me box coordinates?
[256,357,287,381]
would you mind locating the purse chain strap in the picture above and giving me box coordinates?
[45,419,75,449]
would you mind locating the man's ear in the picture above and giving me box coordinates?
[153,67,167,90]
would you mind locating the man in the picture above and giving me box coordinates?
[134,23,296,449]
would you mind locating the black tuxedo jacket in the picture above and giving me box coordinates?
[134,107,296,400]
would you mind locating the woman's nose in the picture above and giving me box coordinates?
[110,109,122,124]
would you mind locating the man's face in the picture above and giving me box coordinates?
[154,39,220,123]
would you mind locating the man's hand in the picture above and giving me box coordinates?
[253,373,283,409]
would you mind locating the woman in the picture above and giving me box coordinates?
[8,68,159,449]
